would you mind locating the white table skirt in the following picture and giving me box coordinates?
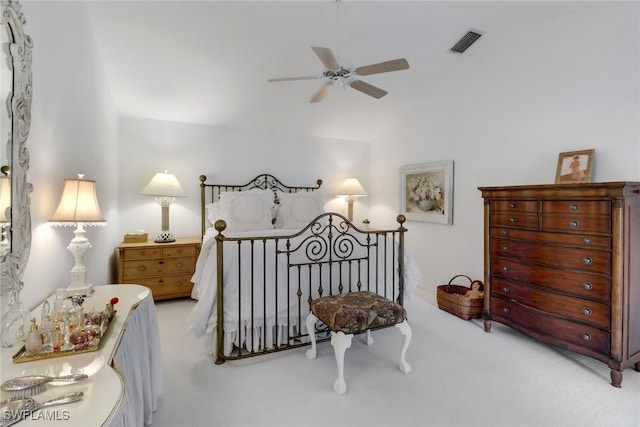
[110,292,163,426]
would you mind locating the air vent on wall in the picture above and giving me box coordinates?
[450,30,483,54]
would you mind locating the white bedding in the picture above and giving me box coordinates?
[187,225,422,356]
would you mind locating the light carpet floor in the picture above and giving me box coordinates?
[151,287,640,427]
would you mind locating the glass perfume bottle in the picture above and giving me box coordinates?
[52,323,64,352]
[24,318,43,355]
[40,314,54,353]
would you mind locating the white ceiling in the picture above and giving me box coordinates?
[85,1,610,142]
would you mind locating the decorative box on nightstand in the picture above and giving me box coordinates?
[117,237,201,300]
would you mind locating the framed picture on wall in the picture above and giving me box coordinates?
[400,160,454,224]
[555,149,595,184]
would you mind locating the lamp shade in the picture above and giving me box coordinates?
[49,176,106,226]
[336,178,367,197]
[141,171,185,197]
[0,176,10,223]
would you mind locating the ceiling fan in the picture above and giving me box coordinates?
[268,47,409,103]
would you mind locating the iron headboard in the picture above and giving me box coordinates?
[199,173,323,237]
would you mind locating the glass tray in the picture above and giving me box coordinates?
[11,311,116,363]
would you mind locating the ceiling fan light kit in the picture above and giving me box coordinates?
[268,46,409,103]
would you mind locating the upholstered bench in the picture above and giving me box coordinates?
[305,291,412,395]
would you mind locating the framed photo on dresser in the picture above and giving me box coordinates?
[555,149,594,184]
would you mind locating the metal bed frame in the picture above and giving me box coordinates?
[199,174,407,364]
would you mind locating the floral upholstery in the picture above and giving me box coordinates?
[309,291,406,335]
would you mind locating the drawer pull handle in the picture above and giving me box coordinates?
[570,220,579,228]
[583,237,592,244]
[510,203,517,209]
[158,261,164,265]
[502,266,510,272]
[502,230,509,236]
[502,286,510,293]
[510,217,517,223]
[582,307,592,316]
[502,245,510,252]
[582,333,592,341]
[502,306,510,314]
[570,204,579,211]
[583,282,593,290]
[583,257,593,265]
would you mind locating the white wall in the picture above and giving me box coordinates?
[16,2,119,311]
[117,117,371,240]
[7,1,639,314]
[369,3,640,289]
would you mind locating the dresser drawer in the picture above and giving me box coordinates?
[491,238,610,274]
[130,274,194,300]
[121,256,196,279]
[491,227,611,249]
[492,200,538,213]
[490,258,611,302]
[492,278,610,329]
[541,214,611,234]
[542,200,610,215]
[490,212,538,229]
[121,247,162,260]
[490,297,610,356]
[162,245,198,258]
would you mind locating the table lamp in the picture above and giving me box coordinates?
[336,178,367,222]
[142,170,185,243]
[49,174,106,296]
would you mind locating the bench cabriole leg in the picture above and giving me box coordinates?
[305,313,318,360]
[331,331,353,395]
[363,329,374,345]
[396,320,412,374]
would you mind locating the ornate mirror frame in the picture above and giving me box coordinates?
[1,0,32,303]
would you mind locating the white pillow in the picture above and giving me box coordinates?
[218,189,274,232]
[275,191,324,229]
[205,202,224,225]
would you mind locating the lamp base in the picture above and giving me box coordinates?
[154,231,176,243]
[65,283,94,298]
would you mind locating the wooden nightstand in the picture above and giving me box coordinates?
[117,237,201,300]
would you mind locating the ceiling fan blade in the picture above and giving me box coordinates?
[349,80,388,99]
[354,58,409,76]
[311,47,339,70]
[310,82,333,103]
[267,75,319,82]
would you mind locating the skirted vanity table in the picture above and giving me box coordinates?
[0,284,163,426]
[1,2,163,424]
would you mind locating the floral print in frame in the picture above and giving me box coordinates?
[400,161,454,224]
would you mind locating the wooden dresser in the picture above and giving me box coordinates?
[479,182,640,387]
[117,237,201,300]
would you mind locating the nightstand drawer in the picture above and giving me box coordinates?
[162,245,198,257]
[121,256,196,279]
[132,274,194,300]
[121,247,162,260]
